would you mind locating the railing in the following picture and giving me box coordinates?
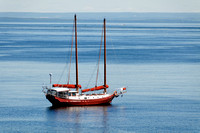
[115,87,127,97]
[42,85,49,94]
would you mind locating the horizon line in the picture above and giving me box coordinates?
[0,11,200,14]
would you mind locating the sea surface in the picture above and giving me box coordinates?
[0,12,200,132]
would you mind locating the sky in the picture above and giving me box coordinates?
[0,0,200,12]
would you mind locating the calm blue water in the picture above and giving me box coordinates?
[0,12,200,132]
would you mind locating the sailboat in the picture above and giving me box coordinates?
[42,15,126,106]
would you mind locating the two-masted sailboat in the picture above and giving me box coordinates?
[42,15,126,106]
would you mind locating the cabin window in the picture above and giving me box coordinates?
[58,92,64,98]
[47,90,57,96]
[67,92,76,96]
[51,91,57,95]
[57,91,68,98]
[64,91,68,95]
[47,90,51,95]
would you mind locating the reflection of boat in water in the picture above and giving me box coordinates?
[48,105,112,112]
[42,15,126,106]
[46,105,112,132]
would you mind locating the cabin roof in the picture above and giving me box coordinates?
[69,90,78,93]
[51,87,69,92]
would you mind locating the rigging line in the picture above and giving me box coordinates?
[97,67,104,86]
[110,34,121,67]
[95,24,104,87]
[85,64,98,89]
[57,61,68,84]
[110,39,120,63]
[57,20,74,84]
[67,20,75,84]
[86,25,104,89]
[109,28,126,89]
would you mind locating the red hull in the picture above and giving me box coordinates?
[46,94,116,106]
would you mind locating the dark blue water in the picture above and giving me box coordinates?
[1,12,200,63]
[0,13,200,132]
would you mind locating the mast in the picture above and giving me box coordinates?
[75,14,79,93]
[104,18,107,93]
